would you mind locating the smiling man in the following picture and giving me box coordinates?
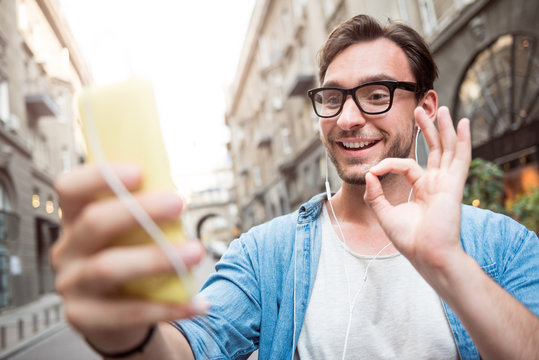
[313,38,425,186]
[52,14,539,360]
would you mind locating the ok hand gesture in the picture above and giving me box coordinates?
[364,106,471,277]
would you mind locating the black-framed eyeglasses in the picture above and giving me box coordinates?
[307,80,419,118]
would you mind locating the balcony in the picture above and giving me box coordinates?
[287,74,315,97]
[25,94,57,117]
[256,132,272,149]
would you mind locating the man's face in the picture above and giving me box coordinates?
[319,38,419,185]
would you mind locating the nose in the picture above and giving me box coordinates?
[336,95,367,131]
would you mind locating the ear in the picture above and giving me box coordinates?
[418,89,438,123]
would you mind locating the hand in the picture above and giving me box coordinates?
[364,106,471,276]
[51,164,207,347]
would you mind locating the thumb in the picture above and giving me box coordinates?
[364,171,392,216]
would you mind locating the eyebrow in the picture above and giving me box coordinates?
[322,73,398,88]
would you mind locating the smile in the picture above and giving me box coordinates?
[340,140,378,150]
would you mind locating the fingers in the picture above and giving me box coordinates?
[55,163,142,223]
[455,117,471,166]
[365,158,424,215]
[65,296,209,332]
[364,171,392,215]
[66,191,185,257]
[451,118,472,194]
[437,107,457,169]
[56,241,205,296]
[415,107,441,169]
[370,158,424,186]
[416,106,470,171]
[53,163,210,339]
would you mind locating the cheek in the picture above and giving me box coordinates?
[319,119,334,138]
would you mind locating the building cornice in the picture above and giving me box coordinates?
[36,0,93,85]
[226,0,274,117]
[429,0,491,53]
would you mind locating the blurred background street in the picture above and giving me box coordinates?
[0,0,536,358]
[4,254,218,360]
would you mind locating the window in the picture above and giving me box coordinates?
[456,33,538,148]
[253,166,262,187]
[0,182,12,241]
[34,134,50,171]
[456,33,539,202]
[322,0,336,18]
[0,250,8,307]
[61,148,71,172]
[292,0,307,18]
[419,0,476,36]
[56,93,67,124]
[0,80,9,123]
[0,178,18,243]
[281,128,292,154]
[282,6,291,31]
[17,1,28,31]
[0,178,15,308]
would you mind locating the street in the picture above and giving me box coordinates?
[10,324,99,360]
[10,255,220,360]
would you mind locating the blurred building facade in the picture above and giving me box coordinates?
[180,168,239,257]
[0,0,90,309]
[226,0,538,230]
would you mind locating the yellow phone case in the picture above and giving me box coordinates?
[79,77,194,303]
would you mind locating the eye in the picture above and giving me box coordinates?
[368,91,390,102]
[357,85,390,104]
[321,90,342,108]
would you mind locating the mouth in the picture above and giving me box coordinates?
[338,140,379,151]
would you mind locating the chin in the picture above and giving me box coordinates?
[343,176,367,186]
[335,166,368,185]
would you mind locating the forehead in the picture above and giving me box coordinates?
[324,38,414,87]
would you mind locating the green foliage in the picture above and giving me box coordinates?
[510,186,539,233]
[463,157,539,233]
[463,158,506,214]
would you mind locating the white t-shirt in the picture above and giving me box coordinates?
[295,205,458,359]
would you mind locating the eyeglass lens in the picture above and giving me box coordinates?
[313,83,393,117]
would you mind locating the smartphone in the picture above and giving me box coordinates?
[78,77,194,303]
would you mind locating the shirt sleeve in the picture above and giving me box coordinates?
[172,233,261,360]
[498,218,539,315]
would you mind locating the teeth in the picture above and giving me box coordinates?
[342,141,374,149]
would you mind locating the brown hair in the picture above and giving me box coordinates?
[318,14,438,98]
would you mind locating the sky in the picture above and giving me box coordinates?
[58,0,256,194]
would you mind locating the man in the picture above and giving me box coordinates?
[52,14,539,359]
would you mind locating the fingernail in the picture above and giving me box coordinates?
[180,241,203,263]
[116,163,141,178]
[192,297,211,315]
[161,194,183,214]
[114,163,142,186]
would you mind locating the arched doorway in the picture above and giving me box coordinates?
[455,32,539,202]
[196,214,234,259]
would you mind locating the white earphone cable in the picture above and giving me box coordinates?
[325,125,420,359]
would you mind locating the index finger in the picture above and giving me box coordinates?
[415,107,442,169]
[55,163,142,223]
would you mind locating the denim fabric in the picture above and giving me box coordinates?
[173,193,539,360]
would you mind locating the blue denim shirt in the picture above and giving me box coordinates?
[174,193,539,359]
